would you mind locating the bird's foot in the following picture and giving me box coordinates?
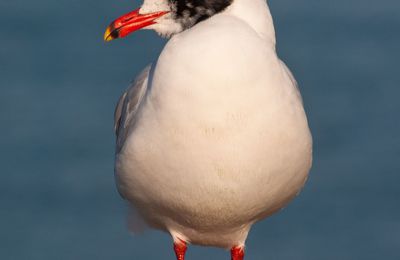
[231,246,245,260]
[173,239,187,260]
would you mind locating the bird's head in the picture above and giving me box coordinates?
[104,0,233,41]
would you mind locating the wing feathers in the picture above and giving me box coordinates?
[114,65,152,152]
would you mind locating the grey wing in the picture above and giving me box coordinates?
[114,65,152,152]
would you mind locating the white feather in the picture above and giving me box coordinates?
[115,0,312,248]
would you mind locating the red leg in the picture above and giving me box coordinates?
[173,240,187,260]
[231,246,245,260]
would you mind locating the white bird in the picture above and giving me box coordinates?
[104,0,312,259]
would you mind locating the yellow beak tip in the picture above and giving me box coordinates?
[104,36,113,42]
[103,27,115,42]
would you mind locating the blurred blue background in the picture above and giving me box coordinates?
[1,0,399,259]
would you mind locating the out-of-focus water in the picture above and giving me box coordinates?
[1,0,399,259]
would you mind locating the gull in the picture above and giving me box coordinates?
[104,0,312,259]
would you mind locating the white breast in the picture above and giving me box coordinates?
[115,1,312,249]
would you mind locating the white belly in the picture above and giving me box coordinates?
[115,76,312,248]
[115,18,312,247]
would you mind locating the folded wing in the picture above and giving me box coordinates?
[114,65,152,153]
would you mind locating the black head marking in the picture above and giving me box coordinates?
[170,0,234,28]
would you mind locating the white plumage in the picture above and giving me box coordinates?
[113,0,312,252]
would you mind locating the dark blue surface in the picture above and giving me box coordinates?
[1,0,399,259]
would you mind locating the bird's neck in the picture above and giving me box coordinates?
[225,0,276,45]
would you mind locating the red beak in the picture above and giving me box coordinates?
[104,8,169,42]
